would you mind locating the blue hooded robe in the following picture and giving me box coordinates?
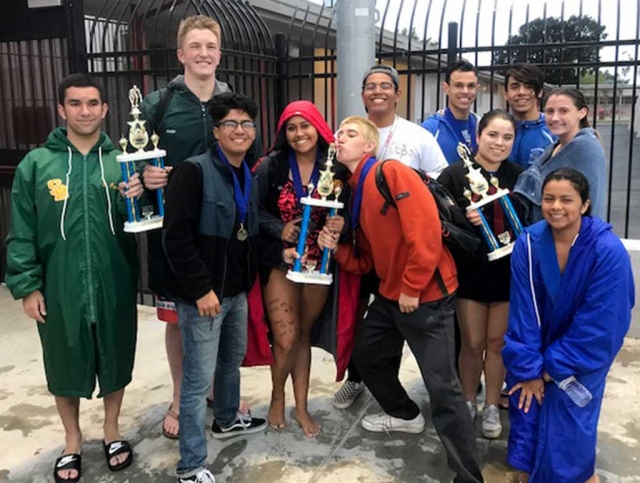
[503,217,633,482]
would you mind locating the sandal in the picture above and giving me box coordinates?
[103,440,133,472]
[162,405,180,440]
[53,453,81,483]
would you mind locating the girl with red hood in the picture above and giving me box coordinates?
[254,101,348,437]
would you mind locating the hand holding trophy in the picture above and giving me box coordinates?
[286,144,344,285]
[116,85,167,233]
[458,142,523,261]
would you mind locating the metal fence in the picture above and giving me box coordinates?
[1,0,639,283]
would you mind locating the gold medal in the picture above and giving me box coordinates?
[237,223,248,241]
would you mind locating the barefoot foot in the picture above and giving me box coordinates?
[293,408,321,438]
[268,397,286,429]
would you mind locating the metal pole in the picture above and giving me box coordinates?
[336,0,376,122]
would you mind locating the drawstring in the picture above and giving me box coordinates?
[98,146,116,236]
[60,147,73,241]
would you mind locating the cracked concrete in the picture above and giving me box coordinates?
[1,285,639,483]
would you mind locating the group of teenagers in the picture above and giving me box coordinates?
[5,13,635,483]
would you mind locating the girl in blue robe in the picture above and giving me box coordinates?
[503,168,634,482]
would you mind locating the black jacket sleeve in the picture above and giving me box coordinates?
[254,155,286,241]
[163,162,212,300]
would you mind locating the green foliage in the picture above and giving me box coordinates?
[493,15,607,85]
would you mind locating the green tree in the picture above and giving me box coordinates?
[493,15,607,85]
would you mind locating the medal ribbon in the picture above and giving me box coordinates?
[288,149,322,205]
[351,156,377,231]
[443,107,477,153]
[216,146,252,224]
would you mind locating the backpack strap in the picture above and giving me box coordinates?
[375,160,395,214]
[152,87,175,134]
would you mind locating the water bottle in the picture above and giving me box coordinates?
[555,375,592,407]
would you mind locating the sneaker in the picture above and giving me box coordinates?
[481,404,502,439]
[211,412,267,440]
[178,468,215,483]
[332,381,365,409]
[361,411,425,434]
[466,401,477,421]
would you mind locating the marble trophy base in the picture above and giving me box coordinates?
[124,215,163,233]
[286,270,333,285]
[487,243,514,261]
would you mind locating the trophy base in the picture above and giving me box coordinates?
[466,189,510,211]
[301,197,344,209]
[286,270,333,285]
[124,216,163,233]
[487,243,515,261]
[117,149,168,163]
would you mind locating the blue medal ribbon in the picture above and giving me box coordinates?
[288,150,322,204]
[351,156,377,230]
[443,107,477,153]
[216,146,252,224]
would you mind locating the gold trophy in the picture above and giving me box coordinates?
[458,143,523,261]
[116,85,167,233]
[286,144,344,285]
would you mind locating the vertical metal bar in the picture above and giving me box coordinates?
[436,0,449,110]
[475,0,483,73]
[298,6,311,100]
[606,0,622,223]
[391,0,405,69]
[593,0,602,129]
[447,22,458,67]
[559,0,565,85]
[274,33,288,117]
[378,0,392,62]
[541,2,547,69]
[489,0,497,110]
[459,0,467,50]
[0,43,10,148]
[524,2,530,61]
[310,3,326,105]
[507,0,513,66]
[624,0,640,236]
[420,0,434,120]
[406,0,419,121]
[576,0,584,90]
[25,40,36,148]
[323,10,334,124]
[16,41,29,150]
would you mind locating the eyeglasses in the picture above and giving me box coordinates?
[217,120,257,130]
[363,82,395,92]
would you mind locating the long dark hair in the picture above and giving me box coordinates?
[546,87,590,129]
[542,167,592,216]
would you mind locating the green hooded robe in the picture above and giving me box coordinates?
[6,128,138,398]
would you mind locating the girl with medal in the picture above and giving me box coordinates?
[438,110,525,439]
[254,101,346,437]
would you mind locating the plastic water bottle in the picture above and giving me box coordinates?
[555,376,592,407]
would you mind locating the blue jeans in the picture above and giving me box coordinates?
[176,292,248,477]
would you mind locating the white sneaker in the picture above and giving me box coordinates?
[361,411,425,434]
[481,404,502,439]
[178,468,216,483]
[332,381,365,409]
[466,401,477,421]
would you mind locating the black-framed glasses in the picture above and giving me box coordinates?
[217,120,257,130]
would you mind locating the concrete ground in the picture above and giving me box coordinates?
[1,285,639,483]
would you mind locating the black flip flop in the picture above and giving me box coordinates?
[53,453,81,483]
[103,440,133,472]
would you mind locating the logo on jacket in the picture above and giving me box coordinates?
[47,179,68,202]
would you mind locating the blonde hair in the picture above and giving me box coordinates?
[177,15,222,48]
[339,116,380,153]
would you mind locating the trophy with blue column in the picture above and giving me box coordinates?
[117,85,166,233]
[286,144,344,285]
[458,143,524,261]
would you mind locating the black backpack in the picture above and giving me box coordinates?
[374,161,481,283]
